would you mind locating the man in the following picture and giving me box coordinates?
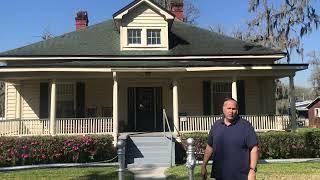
[201,98,259,180]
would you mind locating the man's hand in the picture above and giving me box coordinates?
[248,169,256,180]
[201,165,207,180]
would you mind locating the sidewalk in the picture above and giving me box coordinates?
[128,166,168,180]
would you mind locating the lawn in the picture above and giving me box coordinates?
[0,167,134,180]
[166,162,320,180]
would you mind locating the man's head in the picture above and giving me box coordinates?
[223,98,239,122]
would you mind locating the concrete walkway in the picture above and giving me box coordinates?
[128,166,168,180]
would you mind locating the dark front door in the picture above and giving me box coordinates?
[128,87,162,132]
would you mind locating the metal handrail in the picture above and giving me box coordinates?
[163,109,172,134]
[162,109,174,167]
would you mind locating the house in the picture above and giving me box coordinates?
[0,0,308,142]
[296,100,312,127]
[307,97,320,128]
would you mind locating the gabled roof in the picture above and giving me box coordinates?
[113,0,174,20]
[0,20,285,58]
[307,97,320,109]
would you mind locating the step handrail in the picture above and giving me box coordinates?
[163,109,174,167]
[163,109,172,134]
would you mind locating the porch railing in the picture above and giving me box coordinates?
[179,115,290,132]
[0,119,50,136]
[56,117,113,135]
[0,117,113,136]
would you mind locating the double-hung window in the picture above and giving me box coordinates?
[147,29,161,45]
[128,29,141,44]
[211,82,232,114]
[56,83,75,118]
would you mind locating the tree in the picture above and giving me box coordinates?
[308,50,320,98]
[247,0,320,63]
[154,0,199,24]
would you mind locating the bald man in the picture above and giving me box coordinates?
[201,98,259,180]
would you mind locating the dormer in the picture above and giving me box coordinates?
[113,0,175,51]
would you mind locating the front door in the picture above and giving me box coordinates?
[128,87,162,132]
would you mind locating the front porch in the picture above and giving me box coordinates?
[0,114,290,136]
[0,68,300,140]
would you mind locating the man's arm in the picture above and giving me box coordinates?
[201,144,213,180]
[248,145,259,180]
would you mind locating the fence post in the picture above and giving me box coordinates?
[186,138,196,180]
[117,139,126,180]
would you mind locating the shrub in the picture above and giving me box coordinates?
[0,135,116,167]
[178,129,320,162]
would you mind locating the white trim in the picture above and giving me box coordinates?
[111,68,186,72]
[0,68,111,72]
[0,65,307,73]
[0,55,286,61]
[315,108,320,118]
[185,65,307,71]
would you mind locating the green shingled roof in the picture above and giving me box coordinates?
[0,20,284,57]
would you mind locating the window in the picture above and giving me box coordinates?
[57,83,75,118]
[128,29,141,44]
[315,108,320,117]
[147,29,161,45]
[211,82,232,114]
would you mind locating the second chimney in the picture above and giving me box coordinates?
[75,11,89,30]
[171,0,184,21]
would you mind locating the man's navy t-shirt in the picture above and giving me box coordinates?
[207,117,258,180]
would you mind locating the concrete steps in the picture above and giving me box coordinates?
[125,133,175,168]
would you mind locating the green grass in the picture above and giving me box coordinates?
[0,167,134,180]
[166,162,320,180]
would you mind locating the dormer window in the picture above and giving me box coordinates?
[128,29,142,44]
[113,0,174,51]
[147,29,161,45]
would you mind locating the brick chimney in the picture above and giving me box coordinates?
[75,11,89,30]
[171,0,184,21]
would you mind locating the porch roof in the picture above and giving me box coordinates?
[1,60,308,69]
[0,20,285,58]
[0,61,308,78]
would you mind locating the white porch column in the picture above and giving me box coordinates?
[49,79,56,135]
[232,77,237,101]
[112,72,119,144]
[172,79,179,134]
[15,82,21,119]
[289,74,297,131]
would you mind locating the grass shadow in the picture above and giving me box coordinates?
[76,170,134,180]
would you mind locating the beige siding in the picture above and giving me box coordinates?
[180,79,203,115]
[5,82,17,119]
[122,3,167,27]
[85,79,113,116]
[21,80,40,119]
[245,78,275,114]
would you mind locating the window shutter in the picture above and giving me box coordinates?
[128,87,135,131]
[76,82,85,118]
[237,80,245,115]
[203,81,211,115]
[40,83,49,119]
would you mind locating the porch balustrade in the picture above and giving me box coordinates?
[0,117,113,136]
[179,115,290,132]
[56,117,113,135]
